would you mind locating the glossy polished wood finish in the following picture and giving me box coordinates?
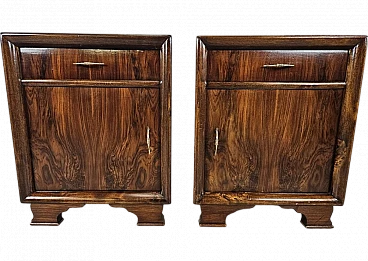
[2,33,171,226]
[205,89,343,193]
[21,48,160,80]
[25,87,161,191]
[195,35,367,228]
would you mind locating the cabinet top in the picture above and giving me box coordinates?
[1,33,171,50]
[198,35,367,50]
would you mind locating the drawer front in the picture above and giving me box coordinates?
[20,48,160,80]
[207,50,348,82]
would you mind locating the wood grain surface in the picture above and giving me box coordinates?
[207,50,348,82]
[205,89,343,193]
[20,48,160,80]
[25,87,161,191]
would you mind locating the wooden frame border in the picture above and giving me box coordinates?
[160,36,172,203]
[1,35,34,201]
[194,37,208,203]
[332,37,367,204]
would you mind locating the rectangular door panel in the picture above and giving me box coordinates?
[205,89,343,193]
[25,87,161,191]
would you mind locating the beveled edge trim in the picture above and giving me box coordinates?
[192,37,207,206]
[21,79,162,88]
[159,36,172,203]
[25,191,168,204]
[197,192,342,206]
[1,33,170,49]
[206,81,346,90]
[198,35,367,50]
[1,35,35,201]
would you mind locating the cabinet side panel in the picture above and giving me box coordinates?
[24,87,161,191]
[205,89,343,193]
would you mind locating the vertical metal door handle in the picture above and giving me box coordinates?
[214,128,219,156]
[147,127,152,154]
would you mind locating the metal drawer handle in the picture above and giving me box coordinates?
[214,128,219,156]
[73,62,105,66]
[262,63,294,68]
[147,127,152,155]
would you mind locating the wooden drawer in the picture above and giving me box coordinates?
[20,48,160,80]
[207,50,348,82]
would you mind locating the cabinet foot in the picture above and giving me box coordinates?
[29,204,80,226]
[281,205,334,228]
[113,204,165,227]
[199,204,255,227]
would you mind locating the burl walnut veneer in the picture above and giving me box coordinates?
[1,33,171,226]
[194,36,366,228]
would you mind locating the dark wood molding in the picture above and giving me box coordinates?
[110,204,165,226]
[1,33,170,49]
[206,82,346,90]
[197,34,367,50]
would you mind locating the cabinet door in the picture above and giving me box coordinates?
[25,87,160,191]
[205,89,343,193]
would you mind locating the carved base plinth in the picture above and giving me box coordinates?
[199,204,333,228]
[29,203,165,227]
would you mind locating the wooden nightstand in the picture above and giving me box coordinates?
[1,33,171,226]
[194,36,366,228]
